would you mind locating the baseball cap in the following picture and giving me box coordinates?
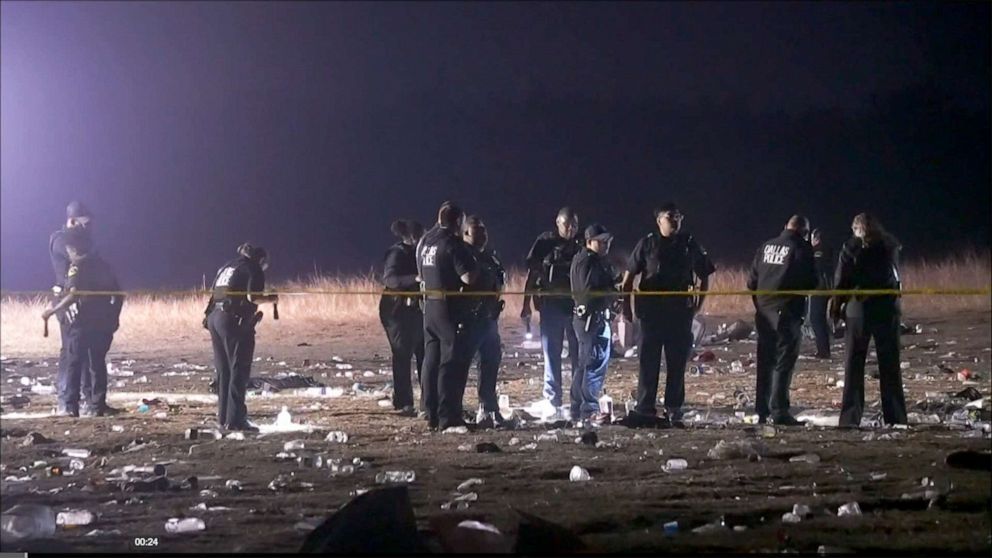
[584,223,613,242]
[66,201,93,219]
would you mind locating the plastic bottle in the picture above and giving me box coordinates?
[663,521,679,536]
[598,394,614,419]
[1,504,56,541]
[325,431,349,443]
[375,470,416,484]
[164,517,205,533]
[62,448,91,459]
[276,406,292,426]
[56,509,95,527]
[663,459,689,472]
[731,361,745,374]
[283,440,305,451]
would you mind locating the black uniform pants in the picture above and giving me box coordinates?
[808,295,831,357]
[840,308,907,426]
[422,300,473,429]
[755,305,803,419]
[465,317,502,413]
[208,309,256,428]
[57,326,114,412]
[380,304,424,410]
[635,310,693,417]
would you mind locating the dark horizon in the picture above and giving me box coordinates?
[2,1,989,291]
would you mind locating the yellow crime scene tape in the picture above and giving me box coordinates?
[4,288,990,297]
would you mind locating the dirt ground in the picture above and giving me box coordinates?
[1,311,990,554]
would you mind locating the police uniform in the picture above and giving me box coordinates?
[206,255,265,430]
[58,254,123,416]
[379,241,425,411]
[524,231,582,410]
[50,225,96,407]
[808,241,834,358]
[569,242,618,422]
[417,224,478,430]
[747,229,817,423]
[628,231,715,421]
[834,235,907,426]
[462,248,506,419]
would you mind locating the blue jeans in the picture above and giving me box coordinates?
[540,303,579,406]
[570,316,611,419]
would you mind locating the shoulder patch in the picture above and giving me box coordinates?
[67,265,79,277]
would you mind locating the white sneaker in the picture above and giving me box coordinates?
[526,399,556,419]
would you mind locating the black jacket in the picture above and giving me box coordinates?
[747,229,817,315]
[570,248,618,314]
[63,254,123,331]
[834,235,902,316]
[380,242,421,316]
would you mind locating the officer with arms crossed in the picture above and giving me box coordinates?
[747,215,817,426]
[380,219,426,417]
[417,201,479,432]
[570,224,620,427]
[42,229,124,417]
[621,203,715,428]
[461,216,507,428]
[204,243,277,432]
[830,213,907,427]
[521,207,582,421]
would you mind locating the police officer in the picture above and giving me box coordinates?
[380,219,426,417]
[460,216,507,428]
[808,228,834,358]
[521,207,582,421]
[49,202,109,412]
[417,201,479,431]
[747,215,817,426]
[570,224,619,426]
[830,213,907,427]
[204,243,277,432]
[41,229,124,417]
[621,203,715,428]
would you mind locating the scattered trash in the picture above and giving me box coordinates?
[837,502,862,517]
[276,406,293,427]
[284,440,306,451]
[325,431,349,443]
[62,448,91,459]
[789,453,822,464]
[457,478,484,492]
[225,480,242,491]
[56,509,95,527]
[165,517,205,533]
[782,512,802,524]
[85,528,122,536]
[707,439,768,460]
[663,459,689,473]
[1,504,56,541]
[870,472,888,481]
[268,473,314,492]
[111,425,125,433]
[375,471,416,484]
[21,432,55,446]
[577,432,598,446]
[663,520,679,536]
[476,442,501,453]
[568,466,591,482]
[793,504,811,518]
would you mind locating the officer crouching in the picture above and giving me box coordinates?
[569,224,620,427]
[460,216,507,428]
[204,243,277,432]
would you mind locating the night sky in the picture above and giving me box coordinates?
[2,1,989,291]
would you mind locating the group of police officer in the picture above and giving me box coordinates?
[381,200,907,431]
[44,199,907,432]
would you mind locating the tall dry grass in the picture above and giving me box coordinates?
[2,254,988,357]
